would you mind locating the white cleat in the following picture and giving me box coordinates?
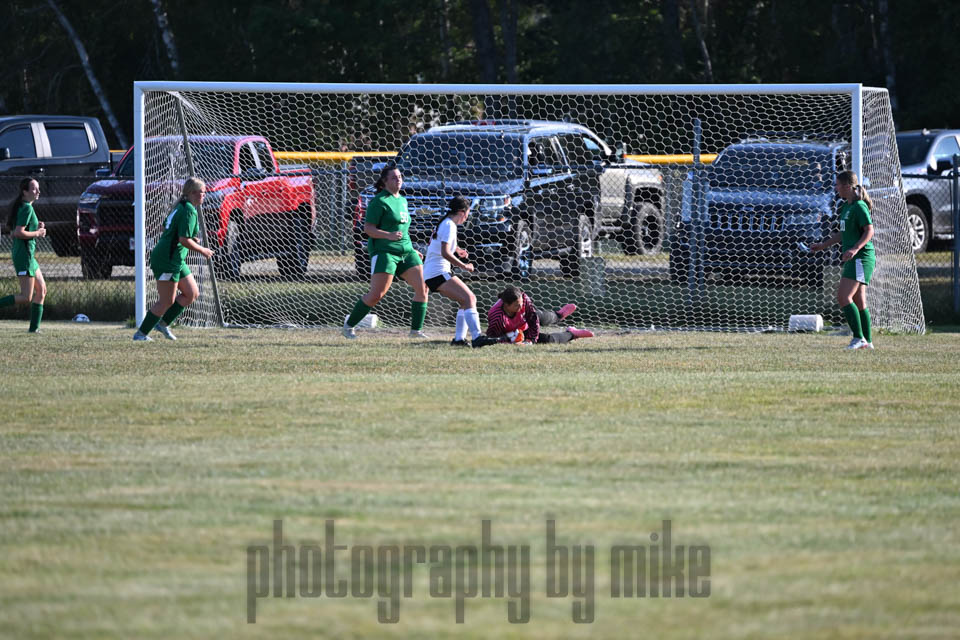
[845,337,867,350]
[155,323,177,341]
[859,341,875,350]
[409,330,430,339]
[342,325,357,339]
[132,330,153,342]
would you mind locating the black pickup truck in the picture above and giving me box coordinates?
[352,119,664,278]
[0,115,112,256]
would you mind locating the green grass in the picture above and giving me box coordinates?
[2,323,959,639]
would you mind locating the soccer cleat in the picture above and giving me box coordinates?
[450,339,469,347]
[342,325,357,339]
[566,326,594,339]
[845,337,867,350]
[132,330,153,342]
[557,303,577,320]
[471,335,499,348]
[409,330,430,339]
[156,322,177,341]
[859,341,875,350]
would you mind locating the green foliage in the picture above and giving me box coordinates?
[1,1,958,146]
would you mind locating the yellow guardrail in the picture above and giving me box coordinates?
[275,150,717,165]
[627,153,717,165]
[274,151,394,163]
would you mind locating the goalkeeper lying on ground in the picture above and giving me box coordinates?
[486,286,592,345]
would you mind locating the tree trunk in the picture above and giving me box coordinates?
[46,0,129,148]
[876,0,899,117]
[469,0,497,83]
[687,0,713,82]
[501,0,518,83]
[439,0,452,81]
[661,0,684,80]
[149,0,181,79]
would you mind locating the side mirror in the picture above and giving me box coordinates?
[0,147,10,161]
[934,158,954,174]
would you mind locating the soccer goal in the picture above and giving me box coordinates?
[133,82,924,334]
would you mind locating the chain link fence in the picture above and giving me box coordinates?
[903,157,960,323]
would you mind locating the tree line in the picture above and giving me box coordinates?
[2,0,957,149]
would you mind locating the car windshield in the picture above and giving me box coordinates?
[397,134,524,181]
[710,148,832,191]
[896,135,934,167]
[137,140,236,179]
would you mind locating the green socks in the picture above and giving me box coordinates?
[28,303,43,332]
[346,298,372,328]
[138,311,161,336]
[842,303,863,339]
[0,294,14,308]
[161,302,185,327]
[411,301,428,331]
[859,307,872,344]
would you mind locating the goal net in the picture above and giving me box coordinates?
[133,83,924,334]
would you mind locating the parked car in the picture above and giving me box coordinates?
[670,139,849,288]
[76,135,316,279]
[351,120,664,279]
[896,128,960,252]
[0,115,111,256]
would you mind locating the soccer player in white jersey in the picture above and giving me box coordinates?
[422,196,498,348]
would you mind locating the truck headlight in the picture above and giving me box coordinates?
[472,195,513,223]
[78,193,101,208]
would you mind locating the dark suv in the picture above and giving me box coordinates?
[352,120,663,278]
[670,139,848,288]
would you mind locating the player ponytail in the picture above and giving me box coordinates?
[837,170,873,211]
[6,177,34,234]
[434,195,470,239]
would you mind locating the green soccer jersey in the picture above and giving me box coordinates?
[11,202,38,266]
[151,200,199,269]
[839,199,875,259]
[364,190,413,255]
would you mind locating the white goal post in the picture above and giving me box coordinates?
[133,82,924,334]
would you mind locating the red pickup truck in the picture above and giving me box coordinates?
[76,135,316,279]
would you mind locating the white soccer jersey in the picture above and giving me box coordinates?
[423,217,458,279]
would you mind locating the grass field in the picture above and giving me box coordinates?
[2,322,959,639]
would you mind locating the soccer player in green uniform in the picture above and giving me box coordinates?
[811,170,876,350]
[343,165,429,339]
[1,178,47,332]
[133,178,214,341]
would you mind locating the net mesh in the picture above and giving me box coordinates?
[136,85,924,334]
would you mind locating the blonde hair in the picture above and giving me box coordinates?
[181,177,205,200]
[837,170,872,211]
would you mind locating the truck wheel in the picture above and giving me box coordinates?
[906,204,930,253]
[80,249,112,280]
[214,218,242,280]
[625,202,664,256]
[508,219,533,280]
[559,214,592,278]
[277,207,311,280]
